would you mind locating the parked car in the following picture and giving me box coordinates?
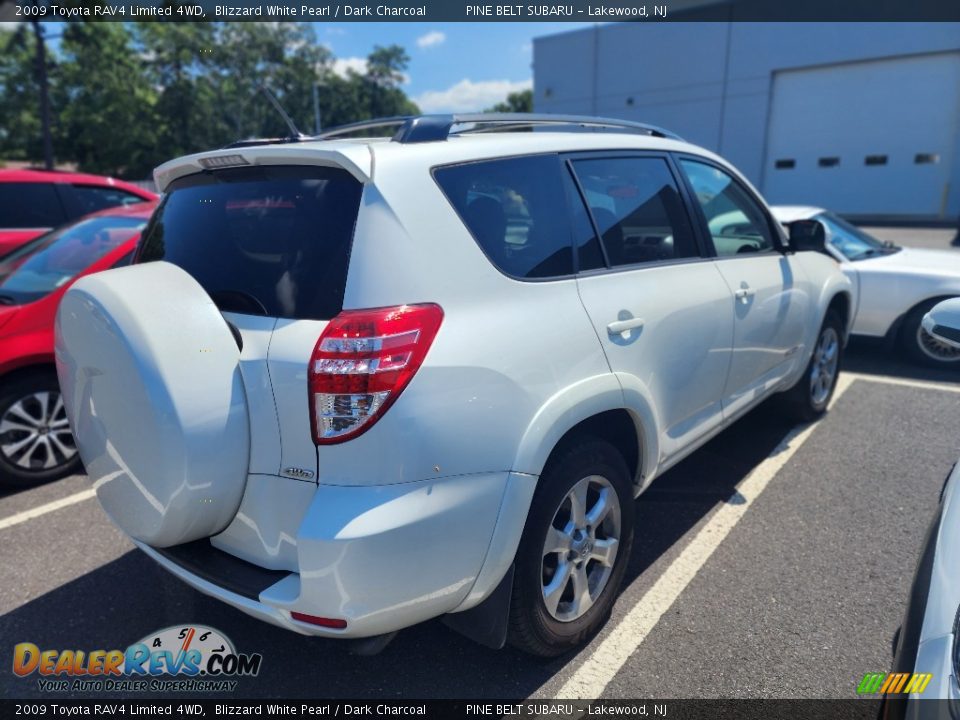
[0,202,156,488]
[771,206,960,369]
[885,300,960,716]
[0,168,156,257]
[55,114,852,656]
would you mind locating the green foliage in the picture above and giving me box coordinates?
[0,23,421,178]
[55,22,159,176]
[486,89,534,113]
[0,27,45,162]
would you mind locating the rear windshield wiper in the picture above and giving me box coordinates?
[209,290,269,316]
[0,294,17,305]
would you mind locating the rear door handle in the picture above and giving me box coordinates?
[607,318,645,336]
[734,287,756,303]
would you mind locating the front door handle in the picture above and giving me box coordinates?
[734,286,756,303]
[607,318,645,336]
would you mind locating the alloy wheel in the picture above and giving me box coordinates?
[541,474,622,622]
[0,391,77,472]
[810,326,839,406]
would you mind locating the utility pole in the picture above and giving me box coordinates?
[313,81,322,134]
[31,20,54,170]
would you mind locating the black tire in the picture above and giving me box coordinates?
[898,300,960,369]
[0,372,82,489]
[780,311,844,422]
[508,437,634,657]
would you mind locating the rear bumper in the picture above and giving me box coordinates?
[138,470,531,638]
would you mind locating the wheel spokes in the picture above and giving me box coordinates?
[541,474,623,623]
[591,537,619,567]
[543,561,573,616]
[5,399,43,429]
[569,478,589,527]
[544,524,574,556]
[0,390,77,471]
[569,563,594,617]
[586,487,612,527]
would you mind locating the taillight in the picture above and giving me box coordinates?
[309,303,444,445]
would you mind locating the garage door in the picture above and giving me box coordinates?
[762,52,960,218]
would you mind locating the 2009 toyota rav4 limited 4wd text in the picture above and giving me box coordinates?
[55,114,853,656]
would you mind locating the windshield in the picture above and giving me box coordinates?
[816,212,897,261]
[0,216,144,305]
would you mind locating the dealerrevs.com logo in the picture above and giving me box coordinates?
[13,625,263,693]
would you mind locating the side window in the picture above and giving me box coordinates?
[0,183,66,228]
[434,155,574,279]
[678,159,776,257]
[62,185,144,219]
[569,156,697,267]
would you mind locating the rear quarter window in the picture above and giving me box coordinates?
[0,183,66,229]
[434,154,574,279]
[61,184,147,219]
[136,165,362,320]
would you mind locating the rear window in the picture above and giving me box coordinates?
[434,154,574,279]
[137,165,363,320]
[0,183,67,229]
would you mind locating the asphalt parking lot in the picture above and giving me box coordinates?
[2,227,958,701]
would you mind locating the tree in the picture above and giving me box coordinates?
[206,22,334,141]
[0,22,421,176]
[136,20,222,159]
[486,89,533,113]
[0,24,52,166]
[55,22,159,176]
[363,45,418,120]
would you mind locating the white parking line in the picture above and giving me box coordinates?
[0,488,96,531]
[548,374,856,700]
[846,372,960,394]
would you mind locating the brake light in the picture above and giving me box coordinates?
[309,304,443,444]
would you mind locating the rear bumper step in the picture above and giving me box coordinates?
[154,539,290,601]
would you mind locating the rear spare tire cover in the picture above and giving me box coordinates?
[55,261,250,547]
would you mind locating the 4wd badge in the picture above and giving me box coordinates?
[282,467,315,480]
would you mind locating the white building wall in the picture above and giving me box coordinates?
[533,22,960,219]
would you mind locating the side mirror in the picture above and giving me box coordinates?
[787,219,826,253]
[922,298,960,350]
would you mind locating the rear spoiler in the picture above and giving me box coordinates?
[153,143,372,192]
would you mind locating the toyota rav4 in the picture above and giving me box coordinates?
[55,114,853,656]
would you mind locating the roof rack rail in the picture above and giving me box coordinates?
[311,113,683,145]
[405,114,683,143]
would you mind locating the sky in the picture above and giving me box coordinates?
[309,22,597,112]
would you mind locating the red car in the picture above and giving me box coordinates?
[0,201,157,487]
[0,169,157,256]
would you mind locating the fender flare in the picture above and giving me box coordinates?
[510,373,659,487]
[453,374,661,616]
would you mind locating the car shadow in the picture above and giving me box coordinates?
[1,399,797,700]
[844,337,959,385]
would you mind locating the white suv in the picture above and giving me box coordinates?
[55,115,852,656]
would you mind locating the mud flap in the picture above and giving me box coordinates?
[442,564,514,650]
